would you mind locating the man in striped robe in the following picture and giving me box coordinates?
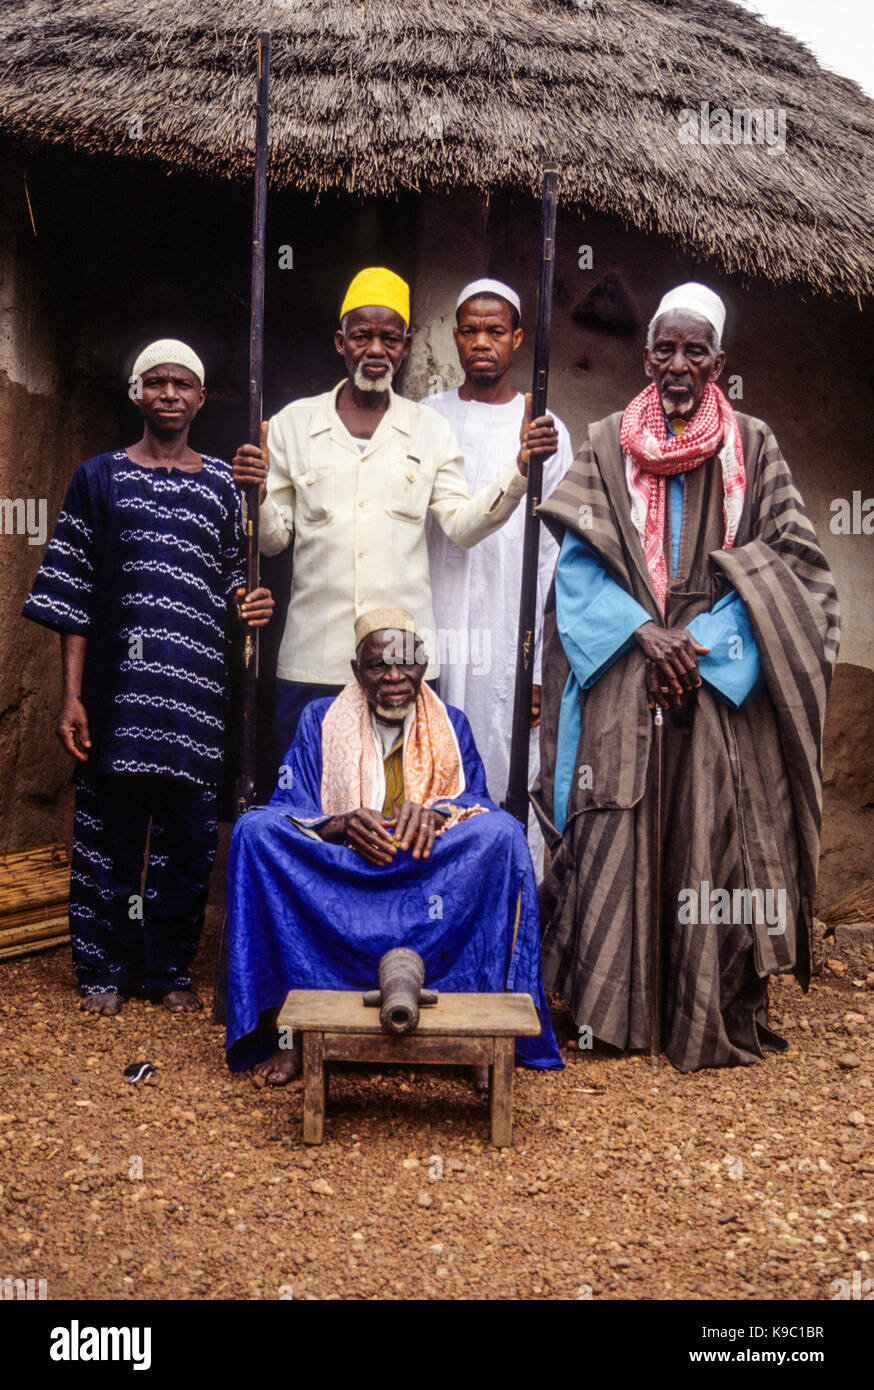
[532,284,840,1071]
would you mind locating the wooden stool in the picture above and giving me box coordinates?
[277,990,541,1148]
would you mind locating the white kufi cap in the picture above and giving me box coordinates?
[652,283,726,342]
[456,278,521,318]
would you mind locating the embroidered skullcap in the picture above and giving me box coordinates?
[130,339,205,386]
[354,606,418,649]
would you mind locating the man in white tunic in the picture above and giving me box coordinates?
[425,280,573,873]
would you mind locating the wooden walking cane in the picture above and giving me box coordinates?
[213,32,271,1026]
[649,702,665,1065]
[502,165,559,826]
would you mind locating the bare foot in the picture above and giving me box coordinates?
[252,1045,301,1086]
[80,992,124,1016]
[471,1063,490,1093]
[163,989,203,1013]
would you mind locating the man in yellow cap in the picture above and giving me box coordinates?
[232,267,558,764]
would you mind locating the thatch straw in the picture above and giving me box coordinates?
[820,879,874,925]
[0,0,872,298]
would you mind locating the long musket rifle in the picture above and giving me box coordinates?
[213,32,270,1026]
[502,166,559,826]
[237,30,271,815]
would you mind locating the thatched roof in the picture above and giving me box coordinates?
[2,0,873,299]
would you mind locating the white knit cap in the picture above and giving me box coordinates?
[130,339,205,386]
[456,278,521,318]
[651,283,725,342]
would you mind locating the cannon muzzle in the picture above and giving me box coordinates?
[362,948,438,1034]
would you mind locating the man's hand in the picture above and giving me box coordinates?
[634,622,709,709]
[235,586,274,628]
[531,683,542,728]
[385,800,444,860]
[322,808,397,866]
[56,695,91,762]
[517,392,560,477]
[232,420,269,500]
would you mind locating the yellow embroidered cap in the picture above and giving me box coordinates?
[340,268,410,327]
[354,606,418,649]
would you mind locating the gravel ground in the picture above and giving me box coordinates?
[1,911,872,1302]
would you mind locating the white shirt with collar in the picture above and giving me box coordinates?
[259,380,528,683]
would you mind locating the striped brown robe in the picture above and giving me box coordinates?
[532,411,840,1071]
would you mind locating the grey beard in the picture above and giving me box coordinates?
[353,360,395,393]
[375,701,414,722]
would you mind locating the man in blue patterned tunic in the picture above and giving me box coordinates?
[23,339,274,1017]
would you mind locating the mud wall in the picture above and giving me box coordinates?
[408,188,874,671]
[0,153,871,864]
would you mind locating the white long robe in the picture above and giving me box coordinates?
[423,388,573,873]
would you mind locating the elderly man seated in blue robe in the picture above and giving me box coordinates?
[225,605,561,1084]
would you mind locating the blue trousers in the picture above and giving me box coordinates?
[70,772,218,997]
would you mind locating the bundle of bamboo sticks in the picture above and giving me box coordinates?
[0,843,70,962]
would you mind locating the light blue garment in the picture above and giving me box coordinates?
[661,419,761,706]
[556,531,653,688]
[669,474,684,578]
[687,590,763,708]
[554,676,582,835]
[552,492,762,829]
[553,532,651,832]
[667,475,761,702]
[665,413,684,579]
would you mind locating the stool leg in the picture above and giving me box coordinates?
[490,1037,514,1148]
[302,1031,326,1144]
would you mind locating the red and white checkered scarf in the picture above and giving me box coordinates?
[619,382,746,613]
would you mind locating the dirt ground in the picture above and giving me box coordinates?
[1,893,872,1303]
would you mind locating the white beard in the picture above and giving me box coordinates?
[354,360,395,393]
[375,701,414,722]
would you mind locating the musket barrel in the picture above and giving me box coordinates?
[216,33,271,1020]
[502,165,559,826]
[236,31,271,817]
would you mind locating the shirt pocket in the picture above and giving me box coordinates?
[385,456,432,524]
[296,467,335,526]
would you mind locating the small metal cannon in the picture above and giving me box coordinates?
[362,948,438,1035]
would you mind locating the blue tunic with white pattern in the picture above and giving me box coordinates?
[23,450,245,785]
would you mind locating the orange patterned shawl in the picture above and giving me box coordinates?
[320,681,467,815]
